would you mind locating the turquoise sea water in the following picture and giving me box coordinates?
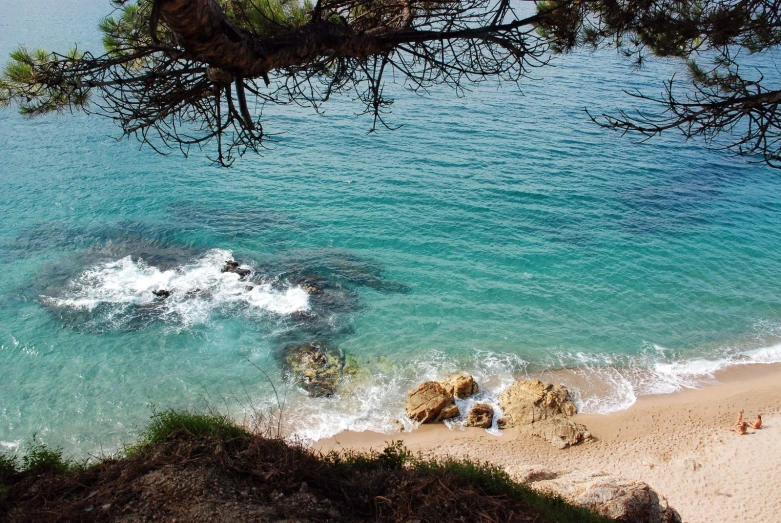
[2,2,781,456]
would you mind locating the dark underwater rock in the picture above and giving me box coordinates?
[300,282,324,295]
[283,340,345,397]
[152,289,172,298]
[221,260,251,280]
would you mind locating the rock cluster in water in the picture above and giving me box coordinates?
[405,376,591,449]
[221,259,251,279]
[405,373,479,423]
[440,372,479,398]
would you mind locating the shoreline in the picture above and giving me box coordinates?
[315,361,781,522]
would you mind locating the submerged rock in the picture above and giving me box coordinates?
[497,379,577,426]
[406,382,459,423]
[151,289,172,298]
[531,472,682,523]
[465,403,494,428]
[283,341,344,397]
[300,282,323,295]
[440,373,478,399]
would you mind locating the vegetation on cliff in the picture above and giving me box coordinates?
[0,409,609,522]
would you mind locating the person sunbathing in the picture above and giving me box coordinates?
[732,421,749,435]
[748,414,762,430]
[736,409,744,425]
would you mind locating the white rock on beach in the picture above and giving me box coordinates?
[524,470,682,523]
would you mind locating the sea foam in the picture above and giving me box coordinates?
[42,248,309,327]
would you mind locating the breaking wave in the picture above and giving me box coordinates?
[41,248,309,329]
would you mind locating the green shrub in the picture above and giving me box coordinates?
[126,409,250,455]
[415,457,611,523]
[0,452,17,482]
[21,440,73,475]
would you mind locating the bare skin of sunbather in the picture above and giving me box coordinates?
[749,414,762,430]
[732,421,749,435]
[736,409,744,425]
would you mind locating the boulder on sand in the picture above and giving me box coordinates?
[439,373,479,399]
[406,382,459,423]
[530,471,682,523]
[497,379,590,449]
[465,403,494,428]
[497,379,577,426]
[522,417,591,449]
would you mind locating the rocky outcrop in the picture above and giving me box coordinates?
[283,341,344,397]
[152,289,172,298]
[524,471,682,523]
[222,260,251,280]
[406,382,459,423]
[497,380,589,449]
[440,373,478,399]
[497,380,577,426]
[465,403,494,428]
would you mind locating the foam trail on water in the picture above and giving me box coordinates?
[42,248,309,326]
[0,440,21,451]
[743,343,781,363]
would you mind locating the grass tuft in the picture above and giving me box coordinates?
[416,457,611,523]
[125,409,250,456]
[20,440,79,475]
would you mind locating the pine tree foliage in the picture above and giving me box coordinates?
[1,0,779,166]
[537,0,781,167]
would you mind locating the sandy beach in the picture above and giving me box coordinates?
[316,362,781,523]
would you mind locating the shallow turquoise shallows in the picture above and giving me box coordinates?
[2,1,781,456]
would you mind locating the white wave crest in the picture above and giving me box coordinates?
[544,342,781,415]
[42,248,309,325]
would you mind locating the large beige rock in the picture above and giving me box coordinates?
[405,382,458,423]
[521,418,591,449]
[439,373,479,399]
[497,380,577,427]
[465,403,494,428]
[531,471,681,523]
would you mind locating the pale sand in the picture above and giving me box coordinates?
[316,363,781,523]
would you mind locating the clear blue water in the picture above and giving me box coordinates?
[2,1,781,456]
